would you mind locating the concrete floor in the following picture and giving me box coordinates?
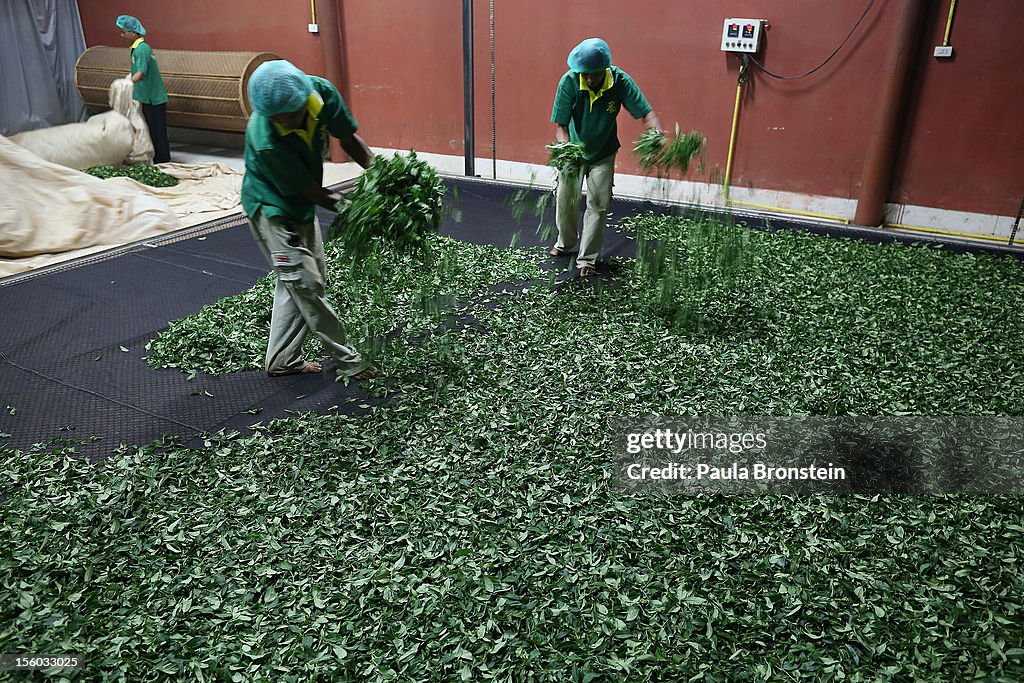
[166,127,246,170]
[168,140,245,170]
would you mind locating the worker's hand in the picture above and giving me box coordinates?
[641,111,663,136]
[302,184,345,212]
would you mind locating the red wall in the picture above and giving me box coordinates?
[338,1,463,155]
[79,3,323,82]
[477,0,895,195]
[79,1,1024,218]
[895,2,1024,217]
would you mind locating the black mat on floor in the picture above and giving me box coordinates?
[0,179,614,458]
[0,215,373,459]
[1,177,1019,459]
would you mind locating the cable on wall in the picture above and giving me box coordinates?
[489,0,496,179]
[722,55,749,202]
[461,0,475,176]
[1009,196,1024,247]
[750,0,876,80]
[723,53,851,223]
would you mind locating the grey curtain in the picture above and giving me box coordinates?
[0,0,86,136]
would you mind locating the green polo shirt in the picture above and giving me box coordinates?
[129,39,168,105]
[550,66,651,164]
[241,76,358,223]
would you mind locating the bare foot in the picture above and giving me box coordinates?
[352,365,379,380]
[269,361,322,376]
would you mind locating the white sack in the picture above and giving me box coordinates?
[8,111,134,170]
[0,135,178,261]
[108,77,155,165]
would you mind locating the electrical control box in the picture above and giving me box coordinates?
[721,18,764,53]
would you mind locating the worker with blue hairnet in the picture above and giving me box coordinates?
[115,15,170,163]
[241,60,378,381]
[550,38,661,276]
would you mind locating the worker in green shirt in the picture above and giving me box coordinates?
[241,60,378,381]
[550,38,661,276]
[115,15,170,163]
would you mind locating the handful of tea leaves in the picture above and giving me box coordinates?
[545,141,586,172]
[502,141,585,243]
[634,125,705,176]
[327,150,445,265]
[83,163,179,187]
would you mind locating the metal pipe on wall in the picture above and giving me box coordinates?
[942,0,958,46]
[316,0,347,162]
[462,0,475,176]
[853,0,927,227]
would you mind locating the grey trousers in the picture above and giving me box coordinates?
[554,153,616,269]
[247,210,368,377]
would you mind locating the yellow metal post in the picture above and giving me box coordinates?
[943,0,957,46]
[722,81,743,203]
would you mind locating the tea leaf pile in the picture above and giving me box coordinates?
[7,210,1024,680]
[83,163,180,187]
[626,212,757,332]
[145,235,544,374]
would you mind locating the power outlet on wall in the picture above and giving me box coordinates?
[933,45,954,58]
[308,23,319,33]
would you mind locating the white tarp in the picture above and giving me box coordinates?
[0,147,363,279]
[0,134,179,276]
[7,78,154,170]
[8,111,134,170]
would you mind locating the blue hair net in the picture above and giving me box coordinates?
[115,15,146,35]
[567,38,612,73]
[247,60,313,116]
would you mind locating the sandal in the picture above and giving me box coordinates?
[549,246,569,257]
[579,265,597,277]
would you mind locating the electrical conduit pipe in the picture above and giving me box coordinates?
[853,0,927,227]
[723,57,850,224]
[315,0,348,162]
